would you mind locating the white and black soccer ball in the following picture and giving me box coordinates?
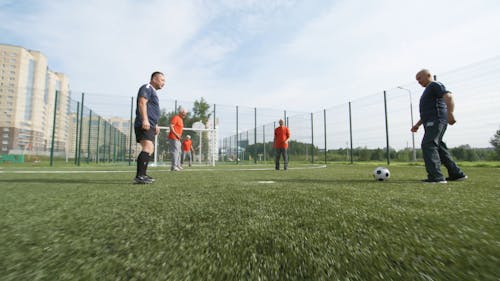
[373,167,390,181]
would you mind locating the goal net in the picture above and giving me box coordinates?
[152,125,218,167]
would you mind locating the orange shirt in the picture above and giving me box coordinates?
[182,139,192,152]
[274,126,290,149]
[168,114,184,140]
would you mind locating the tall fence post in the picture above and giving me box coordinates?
[236,106,239,164]
[263,125,266,163]
[77,93,85,166]
[349,102,353,164]
[311,112,314,164]
[74,101,80,165]
[87,110,92,163]
[113,127,117,162]
[323,109,327,164]
[129,97,134,166]
[384,90,391,165]
[103,121,107,162]
[213,104,217,164]
[50,90,59,166]
[96,116,100,163]
[254,107,257,164]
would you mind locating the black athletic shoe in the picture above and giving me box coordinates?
[446,174,468,181]
[133,176,153,184]
[422,179,447,184]
[145,174,155,182]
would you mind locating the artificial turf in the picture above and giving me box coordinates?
[0,164,498,280]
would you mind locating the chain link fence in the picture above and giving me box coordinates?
[1,56,499,166]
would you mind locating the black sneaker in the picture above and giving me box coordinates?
[145,174,155,182]
[446,174,468,181]
[133,176,153,184]
[422,179,447,184]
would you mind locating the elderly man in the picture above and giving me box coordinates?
[181,135,195,167]
[168,107,187,171]
[411,69,467,183]
[133,71,165,184]
[274,119,291,170]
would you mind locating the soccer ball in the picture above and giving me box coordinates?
[373,167,390,181]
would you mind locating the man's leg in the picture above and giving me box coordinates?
[169,139,177,170]
[174,140,182,168]
[275,149,281,170]
[421,122,445,180]
[283,149,288,170]
[188,152,192,167]
[437,129,466,178]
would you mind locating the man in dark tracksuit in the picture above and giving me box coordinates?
[411,69,467,183]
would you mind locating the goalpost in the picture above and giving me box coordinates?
[152,124,218,167]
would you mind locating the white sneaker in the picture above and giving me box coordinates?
[177,166,184,170]
[171,167,181,171]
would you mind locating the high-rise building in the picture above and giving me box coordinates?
[0,43,71,155]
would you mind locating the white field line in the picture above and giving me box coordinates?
[0,165,327,174]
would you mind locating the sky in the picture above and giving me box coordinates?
[1,0,500,117]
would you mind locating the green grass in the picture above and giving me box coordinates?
[0,164,499,281]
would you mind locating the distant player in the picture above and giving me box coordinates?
[181,135,195,167]
[168,107,187,171]
[411,69,467,183]
[133,72,165,184]
[274,119,290,170]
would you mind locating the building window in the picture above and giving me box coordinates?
[24,59,35,121]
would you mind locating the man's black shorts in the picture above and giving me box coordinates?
[135,126,156,143]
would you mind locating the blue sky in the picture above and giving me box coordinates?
[1,0,500,116]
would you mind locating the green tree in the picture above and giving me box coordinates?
[192,98,211,124]
[490,129,500,160]
[190,98,212,161]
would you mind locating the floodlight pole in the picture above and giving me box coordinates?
[398,86,417,162]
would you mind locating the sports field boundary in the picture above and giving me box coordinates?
[0,164,327,174]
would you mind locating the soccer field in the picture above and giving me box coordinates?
[0,164,499,280]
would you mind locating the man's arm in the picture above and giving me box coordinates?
[443,92,456,125]
[138,96,150,130]
[285,128,291,143]
[169,117,181,139]
[411,119,423,132]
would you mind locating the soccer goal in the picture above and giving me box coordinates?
[152,123,218,167]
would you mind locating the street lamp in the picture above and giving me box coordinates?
[398,86,417,162]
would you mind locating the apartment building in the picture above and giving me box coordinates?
[0,43,70,155]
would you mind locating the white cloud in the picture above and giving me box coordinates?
[1,0,499,116]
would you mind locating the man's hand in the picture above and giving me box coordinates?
[411,120,422,132]
[448,113,456,125]
[142,120,150,130]
[155,125,160,135]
